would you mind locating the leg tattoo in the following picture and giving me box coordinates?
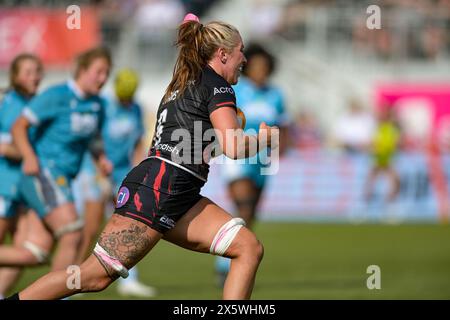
[96,223,152,277]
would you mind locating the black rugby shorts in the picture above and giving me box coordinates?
[114,157,205,233]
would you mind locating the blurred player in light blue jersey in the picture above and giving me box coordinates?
[3,48,113,275]
[217,43,289,284]
[73,68,156,298]
[0,54,42,233]
[0,54,53,298]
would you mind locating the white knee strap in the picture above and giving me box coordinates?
[210,218,246,256]
[93,243,129,279]
[54,219,84,239]
[23,241,49,264]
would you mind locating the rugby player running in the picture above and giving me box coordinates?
[7,14,278,300]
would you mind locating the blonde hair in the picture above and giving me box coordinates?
[163,20,241,103]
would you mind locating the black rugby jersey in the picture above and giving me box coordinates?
[148,66,237,181]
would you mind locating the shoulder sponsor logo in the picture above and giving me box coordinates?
[213,87,234,95]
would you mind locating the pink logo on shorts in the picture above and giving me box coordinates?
[116,187,130,208]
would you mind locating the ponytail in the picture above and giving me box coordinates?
[163,20,206,103]
[164,18,241,103]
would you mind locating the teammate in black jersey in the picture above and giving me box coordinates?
[11,13,279,300]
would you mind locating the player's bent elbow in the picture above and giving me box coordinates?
[222,144,248,160]
[221,145,239,160]
[223,151,240,160]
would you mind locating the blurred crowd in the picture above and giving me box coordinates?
[247,0,450,61]
[1,0,448,155]
[92,0,450,62]
[2,0,448,62]
[288,98,448,155]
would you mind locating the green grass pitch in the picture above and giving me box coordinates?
[10,222,450,299]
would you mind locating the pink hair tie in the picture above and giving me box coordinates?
[183,13,200,23]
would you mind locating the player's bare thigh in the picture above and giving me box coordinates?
[163,197,260,258]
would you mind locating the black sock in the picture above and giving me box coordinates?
[4,293,20,300]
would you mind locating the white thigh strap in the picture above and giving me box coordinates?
[210,218,246,256]
[54,219,84,239]
[23,241,49,263]
[93,243,129,279]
